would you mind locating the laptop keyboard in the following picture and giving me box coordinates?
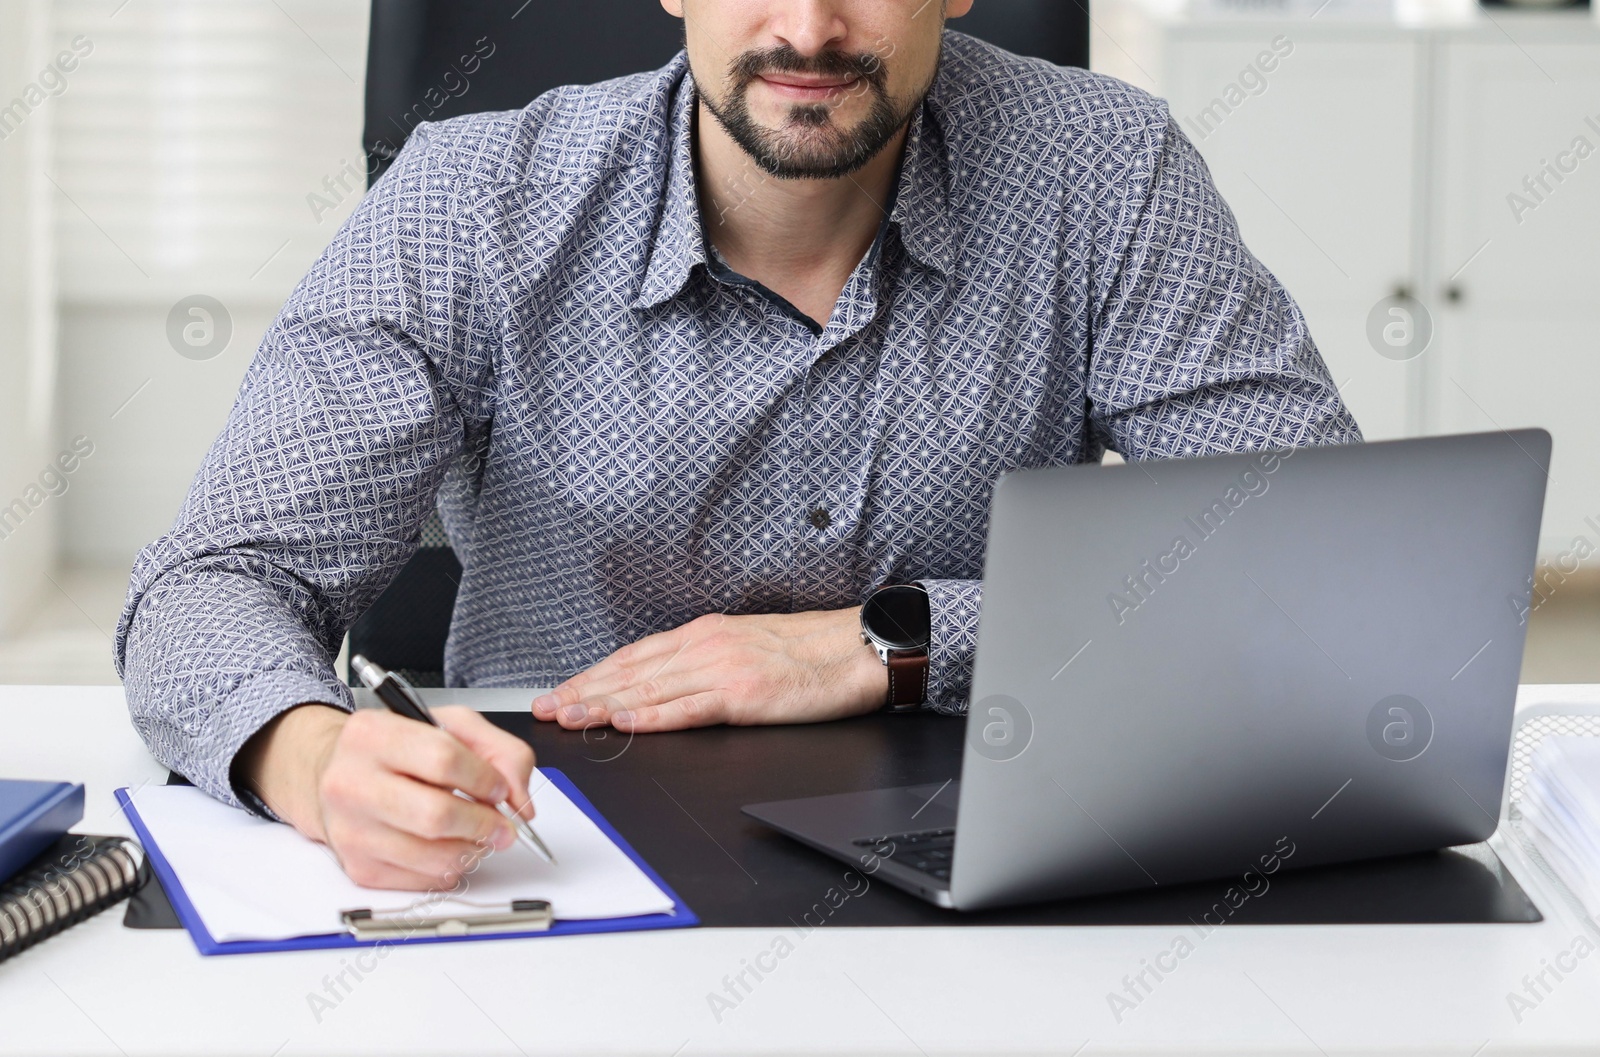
[851,827,956,881]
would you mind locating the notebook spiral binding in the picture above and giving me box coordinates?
[0,834,143,964]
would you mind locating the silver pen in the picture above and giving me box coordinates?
[350,654,556,865]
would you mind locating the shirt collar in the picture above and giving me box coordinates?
[887,95,957,278]
[631,57,957,312]
[632,67,707,310]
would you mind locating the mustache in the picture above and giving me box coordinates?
[728,44,889,93]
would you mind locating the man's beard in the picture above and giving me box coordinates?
[701,43,924,180]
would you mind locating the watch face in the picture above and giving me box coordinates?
[863,584,930,650]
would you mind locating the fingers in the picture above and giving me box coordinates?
[368,771,513,846]
[433,706,538,820]
[327,815,494,891]
[314,709,529,890]
[534,618,722,721]
[531,649,659,721]
[321,740,511,847]
[610,691,731,733]
[542,669,711,729]
[525,609,862,738]
[347,709,509,805]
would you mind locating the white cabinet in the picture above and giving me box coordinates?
[1163,26,1424,442]
[1430,33,1600,553]
[1142,11,1600,554]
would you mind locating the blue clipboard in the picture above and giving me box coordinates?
[116,768,698,955]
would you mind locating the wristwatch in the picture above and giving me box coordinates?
[859,582,931,712]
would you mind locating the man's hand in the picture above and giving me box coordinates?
[530,607,890,733]
[234,703,537,891]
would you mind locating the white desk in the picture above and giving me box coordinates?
[2,684,1598,1056]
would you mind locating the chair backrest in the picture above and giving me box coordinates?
[347,0,1091,684]
[348,513,460,686]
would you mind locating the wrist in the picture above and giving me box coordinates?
[233,703,347,840]
[858,583,931,710]
[842,605,891,711]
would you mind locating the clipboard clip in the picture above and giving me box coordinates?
[341,899,554,941]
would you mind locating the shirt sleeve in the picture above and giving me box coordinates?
[113,124,503,810]
[916,110,1361,717]
[1087,113,1363,458]
[914,578,983,715]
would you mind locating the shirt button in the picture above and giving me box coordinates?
[808,507,831,530]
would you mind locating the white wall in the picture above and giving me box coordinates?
[0,0,60,633]
[50,0,369,568]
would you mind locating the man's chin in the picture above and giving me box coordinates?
[760,139,851,177]
[704,88,906,180]
[745,122,889,179]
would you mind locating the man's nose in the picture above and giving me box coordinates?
[765,0,849,58]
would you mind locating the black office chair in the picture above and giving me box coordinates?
[346,0,1091,686]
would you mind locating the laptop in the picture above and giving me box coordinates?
[744,430,1551,910]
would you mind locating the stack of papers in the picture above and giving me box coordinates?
[127,775,675,943]
[1521,736,1600,918]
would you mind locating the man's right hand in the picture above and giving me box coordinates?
[233,703,538,891]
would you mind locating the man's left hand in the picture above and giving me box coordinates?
[529,608,890,733]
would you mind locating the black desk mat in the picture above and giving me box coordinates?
[129,712,1541,929]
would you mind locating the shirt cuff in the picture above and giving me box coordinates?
[190,669,354,820]
[915,578,982,714]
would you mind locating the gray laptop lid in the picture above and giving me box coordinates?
[950,431,1550,910]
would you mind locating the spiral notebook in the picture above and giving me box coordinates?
[0,834,143,964]
[117,767,697,955]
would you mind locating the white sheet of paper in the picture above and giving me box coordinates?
[127,772,675,943]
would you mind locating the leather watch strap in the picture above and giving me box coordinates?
[885,650,929,710]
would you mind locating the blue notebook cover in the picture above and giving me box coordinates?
[1,780,85,886]
[116,768,697,955]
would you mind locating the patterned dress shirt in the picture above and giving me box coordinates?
[116,33,1361,809]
